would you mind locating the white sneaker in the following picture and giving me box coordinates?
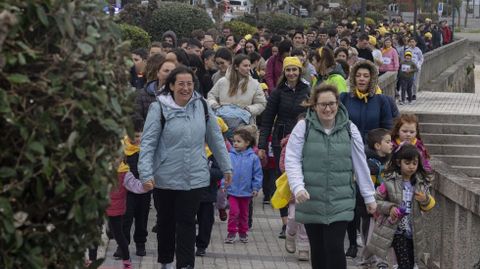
[285,234,296,253]
[298,250,309,261]
[356,233,364,247]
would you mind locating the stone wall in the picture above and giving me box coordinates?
[422,159,480,269]
[422,55,476,93]
[419,38,470,88]
[378,71,397,97]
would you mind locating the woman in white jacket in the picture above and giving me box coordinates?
[207,54,267,126]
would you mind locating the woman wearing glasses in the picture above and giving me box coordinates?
[339,60,394,260]
[285,84,377,269]
[139,66,232,269]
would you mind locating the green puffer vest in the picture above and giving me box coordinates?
[295,104,355,225]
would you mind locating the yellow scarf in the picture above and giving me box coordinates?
[381,47,392,54]
[395,138,417,147]
[123,136,140,156]
[117,161,130,173]
[355,89,370,103]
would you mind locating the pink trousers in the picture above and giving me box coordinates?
[227,196,251,234]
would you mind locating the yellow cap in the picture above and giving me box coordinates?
[244,34,252,40]
[368,35,377,46]
[216,117,228,133]
[351,21,357,25]
[282,56,303,70]
[377,26,388,36]
[424,32,432,39]
[404,51,413,57]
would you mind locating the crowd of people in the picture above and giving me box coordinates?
[92,16,449,269]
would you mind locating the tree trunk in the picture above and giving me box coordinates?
[465,0,469,27]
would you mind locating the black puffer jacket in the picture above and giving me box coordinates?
[134,80,158,125]
[258,80,310,149]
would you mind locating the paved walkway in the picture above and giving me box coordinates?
[100,195,362,269]
[398,91,480,115]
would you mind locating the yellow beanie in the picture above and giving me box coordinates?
[368,35,377,46]
[404,51,413,57]
[216,117,228,133]
[282,56,303,70]
[424,32,432,39]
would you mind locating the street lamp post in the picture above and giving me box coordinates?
[360,0,366,32]
[452,0,455,40]
[413,0,417,33]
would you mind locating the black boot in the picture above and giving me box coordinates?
[113,246,122,260]
[136,243,146,256]
[345,245,358,258]
[278,224,286,239]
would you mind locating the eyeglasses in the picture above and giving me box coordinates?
[315,101,338,110]
[175,81,194,88]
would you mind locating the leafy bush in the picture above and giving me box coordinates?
[238,13,306,32]
[119,2,214,41]
[0,1,132,268]
[119,23,151,50]
[118,3,151,30]
[418,13,439,23]
[365,11,385,24]
[145,2,214,41]
[224,20,257,38]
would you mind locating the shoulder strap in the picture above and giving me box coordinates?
[304,119,310,141]
[160,101,166,129]
[200,98,209,123]
[160,98,209,129]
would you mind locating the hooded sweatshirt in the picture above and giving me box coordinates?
[161,30,178,47]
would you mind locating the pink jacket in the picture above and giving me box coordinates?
[379,48,399,73]
[279,134,290,173]
[264,54,283,93]
[106,172,146,217]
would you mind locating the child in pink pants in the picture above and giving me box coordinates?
[223,129,263,244]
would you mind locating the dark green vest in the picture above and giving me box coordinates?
[295,106,356,224]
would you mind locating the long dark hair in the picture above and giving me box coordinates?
[161,66,195,95]
[384,143,430,182]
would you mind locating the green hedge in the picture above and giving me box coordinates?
[119,23,151,50]
[365,11,385,24]
[0,0,132,268]
[224,21,257,38]
[238,13,307,32]
[119,2,215,41]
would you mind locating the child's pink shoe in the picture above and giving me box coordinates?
[123,259,133,269]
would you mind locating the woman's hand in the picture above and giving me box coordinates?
[366,201,377,214]
[389,206,399,222]
[224,172,233,187]
[258,149,266,160]
[295,189,310,204]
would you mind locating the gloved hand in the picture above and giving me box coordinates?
[295,189,310,204]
